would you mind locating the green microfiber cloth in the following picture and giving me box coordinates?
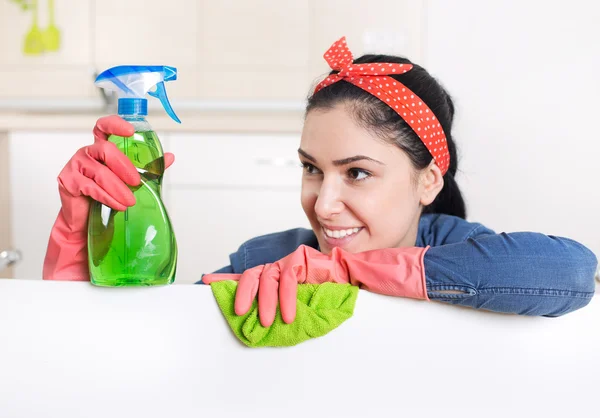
[210,281,359,347]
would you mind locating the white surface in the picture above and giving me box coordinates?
[167,133,302,188]
[170,189,310,280]
[9,132,94,280]
[0,279,598,418]
[167,132,311,279]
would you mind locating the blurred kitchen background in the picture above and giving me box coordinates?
[0,0,598,282]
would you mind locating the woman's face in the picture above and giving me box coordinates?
[300,103,441,254]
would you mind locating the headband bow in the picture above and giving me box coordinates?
[314,37,450,176]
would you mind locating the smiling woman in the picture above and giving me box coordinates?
[298,105,437,254]
[43,37,598,328]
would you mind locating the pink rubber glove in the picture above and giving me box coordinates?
[202,244,430,327]
[43,115,175,281]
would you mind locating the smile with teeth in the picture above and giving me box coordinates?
[322,226,361,239]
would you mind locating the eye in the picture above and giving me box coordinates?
[347,168,371,182]
[301,162,321,175]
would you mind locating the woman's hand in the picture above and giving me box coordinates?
[203,245,345,327]
[202,244,430,327]
[43,115,175,281]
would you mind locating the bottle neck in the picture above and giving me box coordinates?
[119,114,147,122]
[118,98,147,119]
[117,99,152,132]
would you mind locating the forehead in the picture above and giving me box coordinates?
[301,104,401,159]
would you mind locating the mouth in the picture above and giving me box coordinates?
[321,225,363,248]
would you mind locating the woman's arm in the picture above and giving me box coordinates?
[424,231,597,316]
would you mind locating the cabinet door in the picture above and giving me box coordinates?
[9,130,311,281]
[94,0,312,101]
[9,130,171,280]
[165,132,302,189]
[169,188,311,284]
[0,133,13,278]
[197,0,311,100]
[9,131,91,279]
[93,0,200,100]
[166,132,310,283]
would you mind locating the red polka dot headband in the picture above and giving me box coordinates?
[314,37,450,175]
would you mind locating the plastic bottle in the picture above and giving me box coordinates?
[89,65,181,286]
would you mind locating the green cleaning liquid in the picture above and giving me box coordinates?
[88,117,177,286]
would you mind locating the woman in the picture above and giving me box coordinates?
[43,37,598,327]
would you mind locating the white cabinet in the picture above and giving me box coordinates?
[166,132,310,283]
[8,130,311,283]
[165,132,302,188]
[8,131,91,279]
[0,133,13,278]
[169,188,310,283]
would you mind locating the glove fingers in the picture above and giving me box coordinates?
[78,161,136,208]
[279,268,299,324]
[258,264,280,327]
[76,175,128,211]
[92,116,172,179]
[201,273,241,284]
[234,265,264,316]
[93,116,135,141]
[164,152,175,169]
[86,141,141,187]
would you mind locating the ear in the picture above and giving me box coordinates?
[418,161,444,206]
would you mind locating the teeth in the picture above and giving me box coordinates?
[323,227,361,239]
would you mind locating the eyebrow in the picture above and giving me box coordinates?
[298,148,384,166]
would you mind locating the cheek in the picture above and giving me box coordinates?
[355,181,419,237]
[349,193,379,221]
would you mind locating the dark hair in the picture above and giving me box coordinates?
[306,54,466,219]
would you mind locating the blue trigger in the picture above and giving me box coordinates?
[148,81,181,124]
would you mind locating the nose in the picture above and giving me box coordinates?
[314,176,344,220]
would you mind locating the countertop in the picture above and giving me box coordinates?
[0,278,598,418]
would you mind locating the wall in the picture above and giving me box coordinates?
[423,0,600,256]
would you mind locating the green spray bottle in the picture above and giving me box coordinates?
[89,65,180,286]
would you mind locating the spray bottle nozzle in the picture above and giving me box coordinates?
[94,65,181,124]
[163,66,177,82]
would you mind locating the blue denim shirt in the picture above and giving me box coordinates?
[202,214,597,317]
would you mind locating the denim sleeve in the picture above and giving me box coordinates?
[418,214,496,246]
[424,232,598,317]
